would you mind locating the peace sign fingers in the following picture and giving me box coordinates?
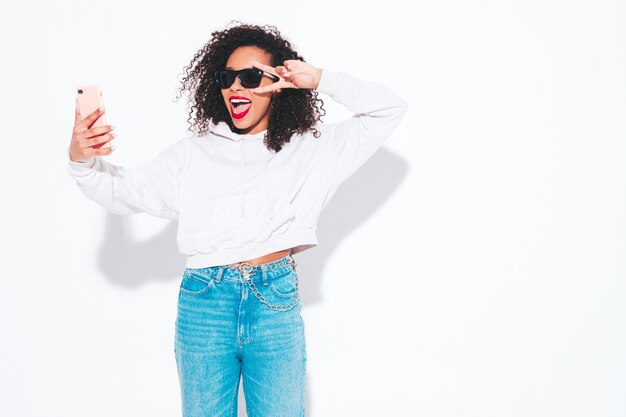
[252,79,295,94]
[250,60,296,94]
[251,60,280,78]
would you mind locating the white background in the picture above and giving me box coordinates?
[1,1,624,416]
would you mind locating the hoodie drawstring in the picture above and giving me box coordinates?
[240,139,245,219]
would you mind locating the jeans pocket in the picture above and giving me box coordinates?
[269,269,299,298]
[179,269,215,296]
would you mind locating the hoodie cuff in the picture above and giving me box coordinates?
[67,146,95,167]
[315,68,341,97]
[68,155,96,175]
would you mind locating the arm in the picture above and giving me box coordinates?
[315,69,409,186]
[67,141,185,220]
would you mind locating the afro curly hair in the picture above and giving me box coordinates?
[174,20,327,153]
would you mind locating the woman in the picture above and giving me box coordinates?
[68,21,407,417]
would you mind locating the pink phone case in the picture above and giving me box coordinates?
[76,84,111,149]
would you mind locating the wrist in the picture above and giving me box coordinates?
[313,68,323,90]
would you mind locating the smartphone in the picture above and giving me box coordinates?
[76,84,111,149]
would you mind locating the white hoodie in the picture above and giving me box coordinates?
[67,69,408,268]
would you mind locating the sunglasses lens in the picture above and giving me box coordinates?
[216,70,235,88]
[240,69,262,88]
[215,69,263,89]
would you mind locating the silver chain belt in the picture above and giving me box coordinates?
[234,257,300,312]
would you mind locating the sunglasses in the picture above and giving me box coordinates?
[214,67,280,89]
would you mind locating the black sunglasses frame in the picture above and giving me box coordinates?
[214,67,280,89]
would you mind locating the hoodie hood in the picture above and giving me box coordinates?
[209,120,267,142]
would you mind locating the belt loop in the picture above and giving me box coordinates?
[215,266,225,284]
[261,263,268,286]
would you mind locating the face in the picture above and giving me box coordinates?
[220,46,278,135]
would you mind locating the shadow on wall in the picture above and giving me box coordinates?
[93,145,408,416]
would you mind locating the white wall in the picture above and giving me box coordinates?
[1,1,624,416]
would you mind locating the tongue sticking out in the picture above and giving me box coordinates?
[232,102,251,115]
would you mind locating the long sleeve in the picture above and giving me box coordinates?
[67,140,186,220]
[315,69,409,187]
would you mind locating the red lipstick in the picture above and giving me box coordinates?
[229,95,252,120]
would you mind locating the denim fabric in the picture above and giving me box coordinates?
[174,254,306,417]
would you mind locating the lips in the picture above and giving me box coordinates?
[229,96,252,120]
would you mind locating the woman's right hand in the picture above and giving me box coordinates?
[69,98,116,163]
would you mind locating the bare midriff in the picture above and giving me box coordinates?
[236,248,292,266]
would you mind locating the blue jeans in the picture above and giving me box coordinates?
[174,254,306,417]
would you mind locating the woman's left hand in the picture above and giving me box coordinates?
[250,60,322,94]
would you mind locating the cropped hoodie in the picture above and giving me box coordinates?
[67,68,408,268]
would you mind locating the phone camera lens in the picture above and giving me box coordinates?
[77,89,83,94]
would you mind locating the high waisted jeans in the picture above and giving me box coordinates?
[174,254,306,417]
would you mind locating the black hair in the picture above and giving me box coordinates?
[174,20,326,153]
